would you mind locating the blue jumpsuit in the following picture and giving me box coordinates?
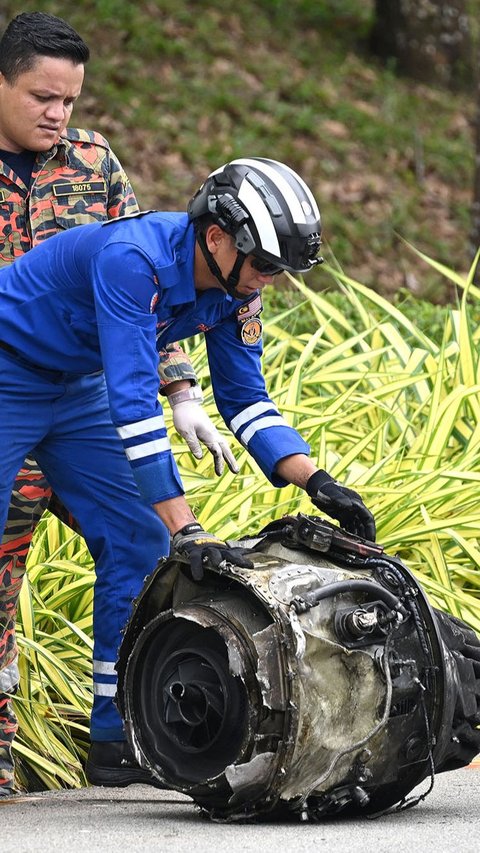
[0,211,310,740]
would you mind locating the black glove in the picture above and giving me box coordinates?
[172,522,254,582]
[306,469,376,541]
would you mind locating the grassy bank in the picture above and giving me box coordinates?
[2,0,476,300]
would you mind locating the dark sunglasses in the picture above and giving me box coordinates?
[250,255,284,276]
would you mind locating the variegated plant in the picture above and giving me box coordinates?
[13,252,480,788]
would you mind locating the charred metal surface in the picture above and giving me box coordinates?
[117,514,480,822]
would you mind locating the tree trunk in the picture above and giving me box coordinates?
[370,0,473,88]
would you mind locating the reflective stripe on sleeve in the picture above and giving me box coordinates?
[229,401,279,434]
[240,415,287,447]
[117,415,165,439]
[125,437,171,461]
[116,414,171,467]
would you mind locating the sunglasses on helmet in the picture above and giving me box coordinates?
[250,255,284,276]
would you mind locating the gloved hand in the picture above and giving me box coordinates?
[172,522,254,582]
[169,388,239,477]
[306,469,376,541]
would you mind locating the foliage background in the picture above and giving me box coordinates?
[14,258,480,791]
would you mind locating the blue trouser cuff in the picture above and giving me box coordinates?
[90,725,126,742]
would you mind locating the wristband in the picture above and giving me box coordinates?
[306,469,334,496]
[174,522,204,539]
[167,386,204,407]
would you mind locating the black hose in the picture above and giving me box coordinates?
[366,557,431,658]
[292,579,405,614]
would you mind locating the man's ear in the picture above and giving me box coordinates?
[205,224,226,255]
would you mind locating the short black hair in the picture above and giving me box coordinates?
[0,12,90,82]
[191,212,216,236]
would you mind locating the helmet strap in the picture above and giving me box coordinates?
[197,230,247,298]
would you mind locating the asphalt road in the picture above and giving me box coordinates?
[2,764,478,853]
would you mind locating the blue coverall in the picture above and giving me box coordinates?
[0,211,310,740]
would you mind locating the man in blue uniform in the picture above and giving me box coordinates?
[0,157,376,789]
[0,10,240,795]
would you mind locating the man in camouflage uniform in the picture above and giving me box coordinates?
[0,11,237,795]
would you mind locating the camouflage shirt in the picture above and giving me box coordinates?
[0,127,196,386]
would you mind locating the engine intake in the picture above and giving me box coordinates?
[117,514,480,822]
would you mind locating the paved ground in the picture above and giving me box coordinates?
[1,763,478,853]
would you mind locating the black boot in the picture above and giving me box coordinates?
[85,740,166,788]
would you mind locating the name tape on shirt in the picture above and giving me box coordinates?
[53,180,107,196]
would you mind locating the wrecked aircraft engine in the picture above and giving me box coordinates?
[116,514,480,822]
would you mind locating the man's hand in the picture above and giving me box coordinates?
[172,522,254,582]
[169,388,239,476]
[306,469,376,541]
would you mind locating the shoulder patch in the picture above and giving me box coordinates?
[236,293,263,321]
[63,127,111,149]
[101,209,157,226]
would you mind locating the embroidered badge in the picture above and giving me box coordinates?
[237,294,263,345]
[240,317,263,345]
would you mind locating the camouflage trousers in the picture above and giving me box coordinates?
[0,551,20,795]
[0,458,52,793]
[0,692,17,795]
[0,457,51,671]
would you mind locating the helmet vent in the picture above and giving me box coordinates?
[246,172,283,217]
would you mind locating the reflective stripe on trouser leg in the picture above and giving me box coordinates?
[33,372,170,741]
[92,658,118,722]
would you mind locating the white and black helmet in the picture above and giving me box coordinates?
[188,157,322,295]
